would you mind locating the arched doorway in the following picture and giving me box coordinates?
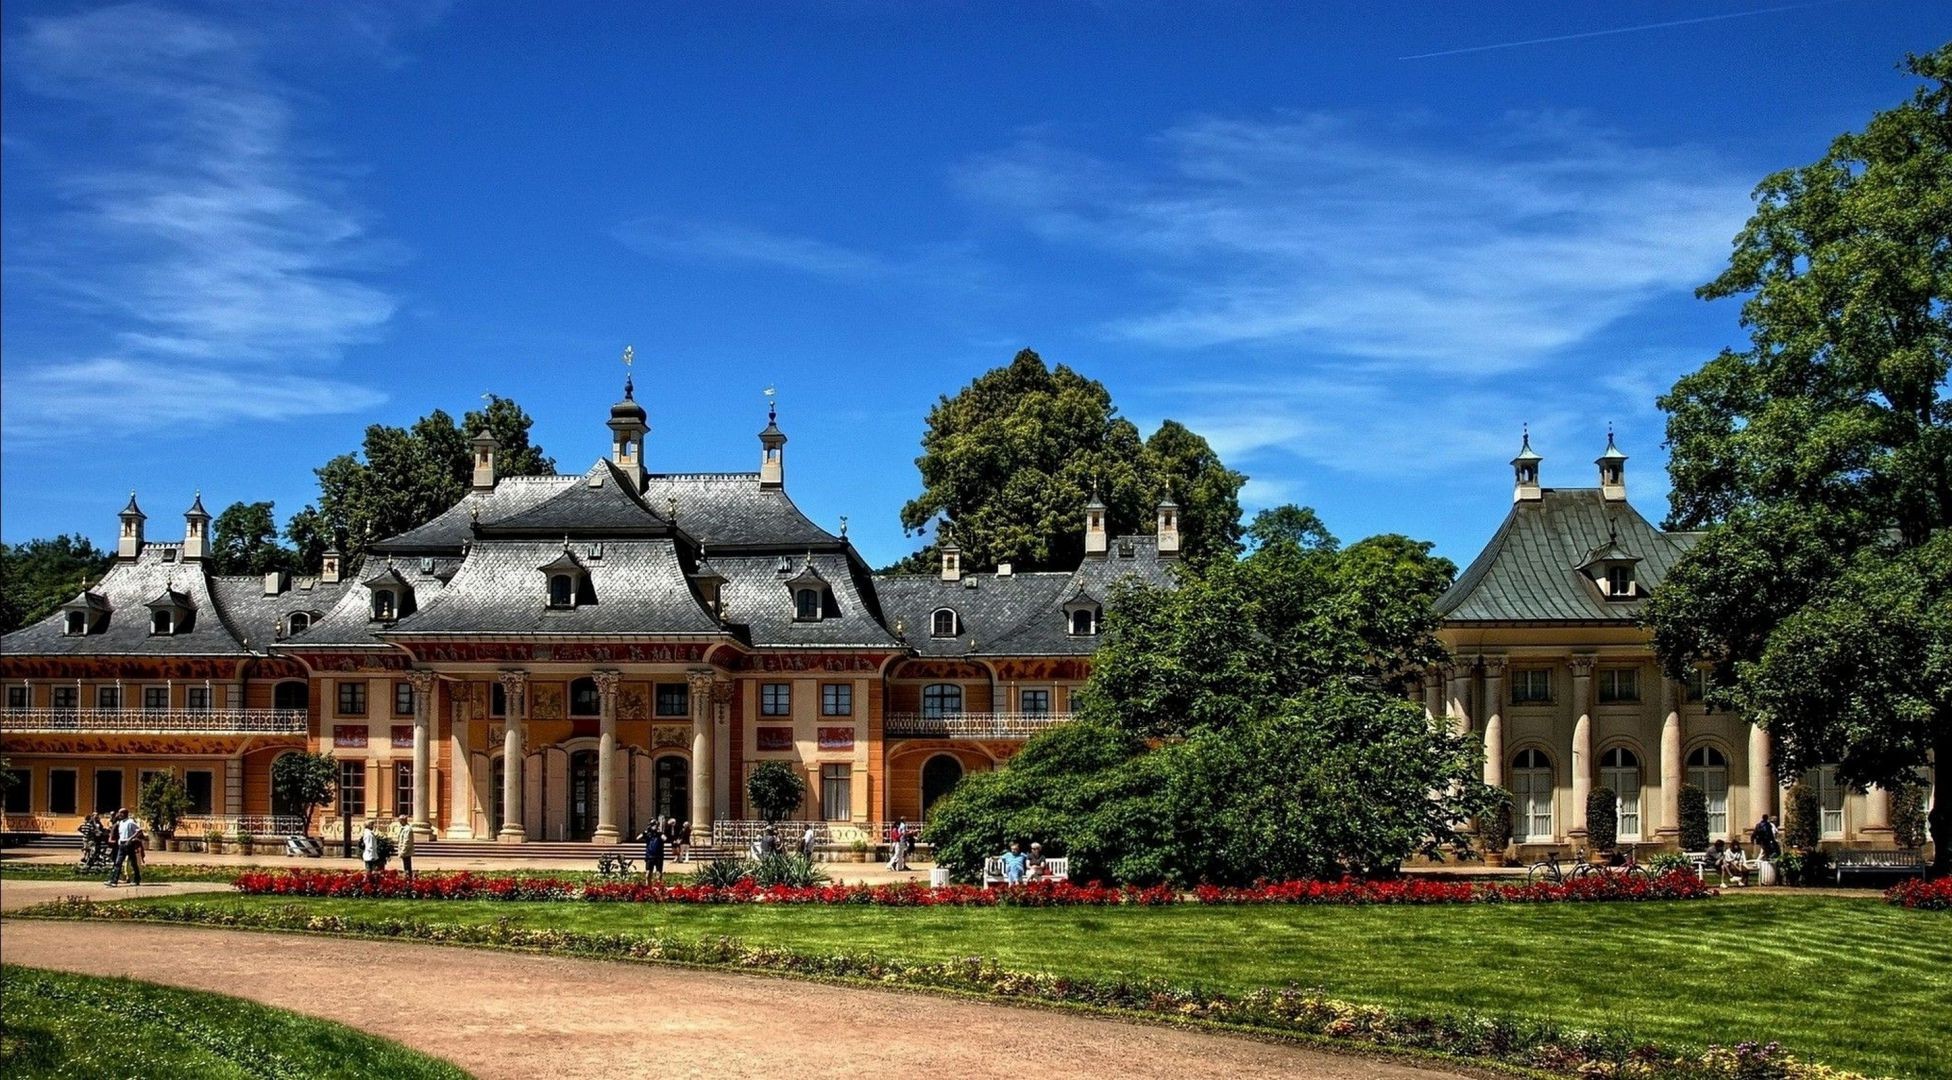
[568,750,599,839]
[654,755,690,823]
[921,755,964,819]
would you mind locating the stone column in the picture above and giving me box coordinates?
[1422,670,1442,725]
[592,669,622,842]
[1747,722,1774,825]
[687,669,719,843]
[409,671,437,838]
[449,692,473,840]
[1658,676,1684,841]
[1445,662,1473,737]
[498,670,528,842]
[1862,784,1893,844]
[1569,656,1595,841]
[1481,658,1506,790]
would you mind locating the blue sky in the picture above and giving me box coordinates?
[2,1,1944,569]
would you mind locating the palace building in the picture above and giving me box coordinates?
[1432,431,1913,854]
[0,380,1181,847]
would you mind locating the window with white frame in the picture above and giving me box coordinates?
[1597,668,1640,703]
[1685,667,1709,703]
[1686,746,1729,838]
[1511,748,1553,842]
[1815,766,1845,838]
[287,612,311,635]
[1511,669,1551,704]
[151,610,173,635]
[1019,688,1051,715]
[795,588,823,621]
[1599,746,1642,839]
[760,682,791,716]
[395,761,414,818]
[820,763,852,822]
[931,609,958,637]
[143,687,168,712]
[65,612,87,635]
[921,683,963,718]
[821,683,852,717]
[338,760,366,818]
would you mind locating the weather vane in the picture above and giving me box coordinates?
[623,345,634,369]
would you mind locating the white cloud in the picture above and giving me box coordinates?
[1,2,403,440]
[959,113,1751,374]
[614,218,892,278]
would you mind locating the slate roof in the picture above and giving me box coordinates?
[290,557,463,646]
[383,540,725,637]
[208,575,357,650]
[980,536,1180,655]
[1434,489,1702,624]
[642,474,837,548]
[1,546,248,656]
[375,475,581,551]
[713,552,904,649]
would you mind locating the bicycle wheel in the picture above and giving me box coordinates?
[1623,864,1651,883]
[1525,863,1556,885]
[1568,862,1599,881]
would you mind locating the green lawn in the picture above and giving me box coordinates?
[114,891,1950,1079]
[0,964,468,1080]
[0,861,240,883]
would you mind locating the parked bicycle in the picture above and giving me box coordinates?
[594,852,638,877]
[1526,845,1651,885]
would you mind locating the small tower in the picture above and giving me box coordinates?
[182,492,210,560]
[320,544,343,585]
[471,429,499,492]
[1597,427,1628,502]
[1084,483,1108,557]
[608,367,649,494]
[117,492,147,560]
[758,395,787,489]
[940,541,962,583]
[1512,427,1543,504]
[1155,489,1181,558]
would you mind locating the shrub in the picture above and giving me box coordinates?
[1890,786,1927,850]
[1678,784,1711,852]
[1646,852,1692,875]
[1480,789,1513,854]
[137,773,191,837]
[745,762,806,825]
[1784,783,1822,851]
[1884,877,1952,910]
[692,858,752,888]
[1586,787,1618,853]
[271,751,338,833]
[752,854,827,888]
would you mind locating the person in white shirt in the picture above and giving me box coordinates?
[105,809,143,887]
[360,821,384,884]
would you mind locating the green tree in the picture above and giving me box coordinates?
[286,395,557,563]
[1647,46,1952,873]
[0,535,115,635]
[209,501,301,577]
[897,349,1244,571]
[271,751,339,834]
[746,761,807,825]
[138,773,192,839]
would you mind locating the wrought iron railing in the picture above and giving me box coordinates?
[882,712,1074,739]
[0,708,309,735]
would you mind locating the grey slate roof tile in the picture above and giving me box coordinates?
[209,575,358,650]
[290,557,463,646]
[1,546,248,656]
[384,540,724,637]
[714,552,903,648]
[643,474,837,548]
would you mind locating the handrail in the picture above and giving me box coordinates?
[0,708,309,734]
[882,711,1074,738]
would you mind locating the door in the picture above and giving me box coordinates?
[93,769,124,814]
[568,750,598,840]
[922,755,964,819]
[654,756,690,823]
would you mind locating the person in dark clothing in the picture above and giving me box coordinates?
[1751,814,1781,859]
[642,825,666,884]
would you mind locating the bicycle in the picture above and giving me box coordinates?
[1525,849,1580,885]
[594,852,638,877]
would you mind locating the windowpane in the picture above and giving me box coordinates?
[491,682,507,717]
[1687,763,1728,838]
[52,687,78,709]
[820,764,852,822]
[1512,765,1553,842]
[1598,668,1640,703]
[5,686,26,710]
[97,686,120,710]
[796,589,822,620]
[395,681,416,716]
[187,687,212,712]
[570,678,601,717]
[1,769,28,814]
[395,762,414,817]
[338,681,368,716]
[1818,766,1845,838]
[1512,670,1551,704]
[760,683,791,716]
[656,684,690,717]
[143,687,169,712]
[49,770,79,815]
[821,683,852,717]
[338,761,366,818]
[1019,689,1051,715]
[185,771,214,816]
[921,684,963,718]
[549,575,573,607]
[931,610,957,637]
[93,770,123,814]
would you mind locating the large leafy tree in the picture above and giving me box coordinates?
[210,501,301,577]
[896,349,1244,570]
[285,394,556,564]
[0,535,115,635]
[1646,46,1951,872]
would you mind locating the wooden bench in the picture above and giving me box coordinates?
[1834,850,1926,885]
[1685,849,1757,885]
[981,855,1070,887]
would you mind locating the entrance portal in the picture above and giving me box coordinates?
[568,750,598,840]
[921,755,964,819]
[654,755,690,823]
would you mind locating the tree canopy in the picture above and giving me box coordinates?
[210,501,302,578]
[0,535,115,635]
[896,349,1244,571]
[1646,45,1951,872]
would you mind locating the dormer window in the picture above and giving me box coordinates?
[286,612,312,635]
[785,554,835,622]
[795,588,823,620]
[372,591,396,621]
[362,565,415,623]
[549,574,575,608]
[1577,535,1642,602]
[1063,587,1102,636]
[151,610,174,635]
[931,608,959,637]
[144,585,193,635]
[537,545,592,610]
[66,612,87,636]
[1606,566,1634,597]
[1070,609,1096,636]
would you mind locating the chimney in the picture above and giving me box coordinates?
[262,571,288,596]
[471,429,499,492]
[940,543,962,583]
[118,492,147,560]
[995,562,1013,577]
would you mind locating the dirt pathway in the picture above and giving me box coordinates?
[1,919,1466,1079]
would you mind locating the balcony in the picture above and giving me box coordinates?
[0,708,309,735]
[883,711,1073,739]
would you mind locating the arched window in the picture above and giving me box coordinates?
[273,681,309,711]
[1511,748,1553,843]
[491,682,507,717]
[795,588,822,621]
[151,611,172,635]
[1686,746,1729,838]
[287,612,311,635]
[1600,747,1642,839]
[1070,609,1096,636]
[922,755,964,818]
[569,677,601,717]
[931,609,958,637]
[372,591,397,621]
[549,575,574,608]
[65,612,87,636]
[921,683,963,718]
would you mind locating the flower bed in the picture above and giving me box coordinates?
[24,896,1858,1079]
[1883,876,1952,910]
[232,868,1712,906]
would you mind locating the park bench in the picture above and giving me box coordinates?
[1834,850,1926,885]
[1685,849,1759,886]
[981,855,1070,887]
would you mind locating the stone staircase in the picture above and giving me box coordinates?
[418,839,744,863]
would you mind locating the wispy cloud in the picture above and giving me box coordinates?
[1,2,407,441]
[958,112,1750,374]
[615,218,892,278]
[1398,2,1843,61]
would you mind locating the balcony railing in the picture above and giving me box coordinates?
[0,708,309,735]
[883,711,1074,739]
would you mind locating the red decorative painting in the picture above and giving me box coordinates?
[817,727,855,751]
[390,725,414,749]
[756,727,794,751]
[333,725,368,748]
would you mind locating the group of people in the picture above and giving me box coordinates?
[358,815,419,883]
[637,816,693,883]
[92,809,146,887]
[996,841,1052,884]
[1706,814,1784,887]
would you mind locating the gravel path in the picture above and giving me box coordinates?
[1,919,1467,1079]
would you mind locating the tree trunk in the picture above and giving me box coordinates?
[1932,724,1950,879]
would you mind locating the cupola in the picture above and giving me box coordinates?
[117,492,147,560]
[758,395,787,489]
[786,553,835,621]
[1156,489,1181,558]
[181,492,210,560]
[1084,483,1108,557]
[1512,427,1543,503]
[471,429,499,492]
[362,563,415,623]
[320,544,344,585]
[687,545,729,620]
[1597,428,1628,502]
[145,582,195,635]
[607,349,649,494]
[939,541,962,583]
[538,540,593,609]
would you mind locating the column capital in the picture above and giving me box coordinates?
[1480,656,1508,678]
[408,669,438,695]
[1569,655,1597,677]
[710,676,735,707]
[592,669,623,696]
[496,668,530,690]
[685,667,718,696]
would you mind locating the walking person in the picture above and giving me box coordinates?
[393,814,416,882]
[641,823,666,885]
[360,820,384,885]
[1752,813,1781,860]
[677,820,691,863]
[889,817,911,872]
[800,823,817,859]
[105,809,142,887]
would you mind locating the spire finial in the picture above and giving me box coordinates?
[764,386,777,424]
[839,514,848,538]
[667,496,679,523]
[622,344,635,400]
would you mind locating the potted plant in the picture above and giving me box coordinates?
[1586,787,1618,863]
[1481,789,1513,867]
[746,761,807,828]
[849,837,870,863]
[234,826,255,856]
[205,825,226,854]
[1678,784,1711,855]
[138,773,191,852]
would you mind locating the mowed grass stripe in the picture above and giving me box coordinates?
[115,892,1950,1078]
